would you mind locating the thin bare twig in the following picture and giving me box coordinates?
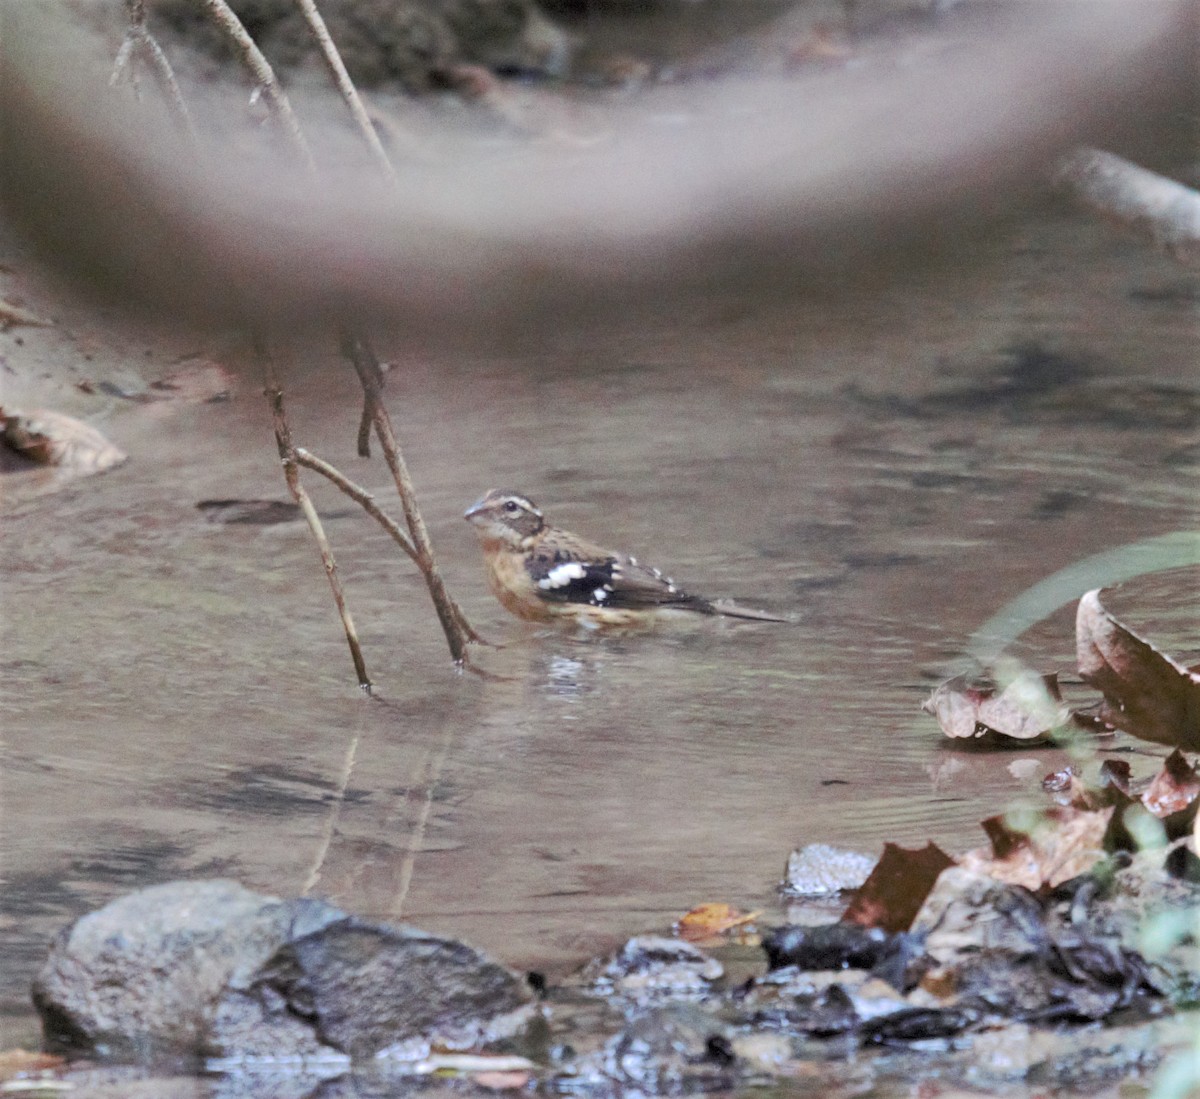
[111,0,200,149]
[356,400,375,458]
[203,0,479,666]
[341,332,482,659]
[261,345,373,691]
[293,446,419,564]
[201,0,317,171]
[291,0,397,182]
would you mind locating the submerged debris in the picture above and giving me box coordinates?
[928,589,1200,752]
[0,407,126,475]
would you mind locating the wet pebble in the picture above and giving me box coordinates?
[782,843,876,895]
[582,936,723,1001]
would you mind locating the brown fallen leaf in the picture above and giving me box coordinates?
[0,407,126,474]
[1098,758,1134,795]
[923,670,1073,746]
[1076,589,1200,750]
[842,841,955,933]
[674,902,760,942]
[960,807,1112,890]
[1142,749,1200,817]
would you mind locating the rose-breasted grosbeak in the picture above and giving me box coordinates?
[464,488,785,628]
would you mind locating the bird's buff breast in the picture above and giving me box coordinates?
[480,541,655,629]
[480,542,555,622]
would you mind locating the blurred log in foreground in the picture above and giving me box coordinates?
[0,1,1193,351]
[1056,147,1200,267]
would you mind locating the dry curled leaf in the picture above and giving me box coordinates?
[842,841,955,933]
[1098,758,1134,795]
[924,670,1072,746]
[1076,589,1200,750]
[674,902,760,942]
[1,407,126,474]
[960,807,1111,890]
[1142,749,1200,817]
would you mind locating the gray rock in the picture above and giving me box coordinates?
[782,844,876,896]
[582,936,723,1001]
[33,880,335,1062]
[212,917,535,1060]
[32,879,534,1064]
[603,1004,734,1089]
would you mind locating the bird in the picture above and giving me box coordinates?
[463,488,786,628]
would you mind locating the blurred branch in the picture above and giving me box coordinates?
[110,0,199,149]
[202,0,478,667]
[292,0,396,181]
[1056,147,1200,267]
[5,2,1190,339]
[200,0,316,171]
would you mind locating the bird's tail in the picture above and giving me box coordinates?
[709,599,790,623]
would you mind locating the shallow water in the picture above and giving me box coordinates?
[2,177,1198,1093]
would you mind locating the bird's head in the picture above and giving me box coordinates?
[464,489,546,547]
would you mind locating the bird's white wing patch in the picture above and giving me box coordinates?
[538,561,588,590]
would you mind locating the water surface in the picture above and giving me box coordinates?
[2,196,1198,1072]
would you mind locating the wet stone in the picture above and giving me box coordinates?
[601,1004,736,1090]
[782,843,876,896]
[762,923,894,972]
[582,936,723,1001]
[32,880,340,1062]
[32,880,534,1064]
[745,981,860,1038]
[861,1002,984,1047]
[214,917,536,1060]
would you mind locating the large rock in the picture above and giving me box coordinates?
[32,880,534,1064]
[211,917,536,1060]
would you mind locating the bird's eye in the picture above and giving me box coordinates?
[504,501,520,513]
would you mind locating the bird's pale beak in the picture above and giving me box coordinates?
[463,496,489,521]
